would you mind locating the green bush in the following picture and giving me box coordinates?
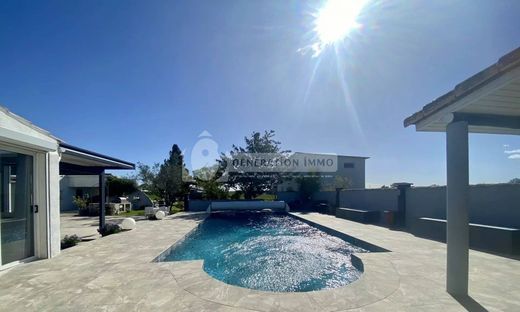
[98,223,122,237]
[61,235,81,249]
[171,201,184,214]
[73,196,89,215]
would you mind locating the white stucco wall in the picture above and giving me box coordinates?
[48,151,61,257]
[0,105,61,262]
[336,156,366,189]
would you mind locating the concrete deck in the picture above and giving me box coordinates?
[0,212,519,311]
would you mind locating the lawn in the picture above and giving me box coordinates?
[229,193,277,200]
[118,202,185,217]
[254,193,276,201]
[118,210,145,217]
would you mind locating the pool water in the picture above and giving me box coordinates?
[162,212,367,292]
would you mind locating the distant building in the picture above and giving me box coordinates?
[276,153,368,192]
[60,175,99,211]
[60,175,153,211]
[125,190,154,210]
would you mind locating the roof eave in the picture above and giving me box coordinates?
[404,46,520,129]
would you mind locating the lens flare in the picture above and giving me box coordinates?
[313,0,368,56]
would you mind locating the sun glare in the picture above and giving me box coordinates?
[313,0,368,55]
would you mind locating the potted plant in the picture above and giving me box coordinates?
[73,196,89,216]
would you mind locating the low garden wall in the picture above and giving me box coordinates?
[286,183,520,229]
[406,184,520,229]
[277,183,520,254]
[339,188,399,213]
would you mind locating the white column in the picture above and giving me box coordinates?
[47,151,61,258]
[446,120,469,296]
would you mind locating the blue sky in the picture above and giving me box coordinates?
[1,0,519,186]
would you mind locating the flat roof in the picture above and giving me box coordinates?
[404,47,520,134]
[1,104,135,170]
[292,152,369,159]
[59,142,135,170]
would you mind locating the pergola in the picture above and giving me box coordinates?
[404,47,520,296]
[59,142,135,229]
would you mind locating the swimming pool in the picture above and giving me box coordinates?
[159,212,368,292]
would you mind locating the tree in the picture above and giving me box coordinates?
[156,144,185,205]
[193,164,229,200]
[321,176,351,192]
[106,175,138,197]
[509,178,520,184]
[296,174,321,201]
[192,164,220,181]
[221,130,289,199]
[132,162,160,194]
[315,175,351,208]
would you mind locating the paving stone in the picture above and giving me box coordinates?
[1,212,518,311]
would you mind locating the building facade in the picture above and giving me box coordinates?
[0,105,133,269]
[59,175,100,211]
[276,153,368,192]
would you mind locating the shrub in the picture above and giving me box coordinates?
[170,201,184,214]
[230,191,242,200]
[98,223,122,237]
[73,196,89,215]
[61,235,81,249]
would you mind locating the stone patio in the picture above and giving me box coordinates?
[60,211,146,240]
[0,212,519,311]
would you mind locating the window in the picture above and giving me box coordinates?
[343,162,355,168]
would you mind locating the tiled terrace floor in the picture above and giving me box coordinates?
[0,212,518,311]
[60,211,147,240]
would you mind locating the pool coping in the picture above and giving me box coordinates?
[155,212,400,311]
[290,213,390,253]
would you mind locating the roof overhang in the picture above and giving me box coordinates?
[404,47,520,135]
[0,127,58,151]
[59,142,135,173]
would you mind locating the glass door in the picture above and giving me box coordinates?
[0,149,34,266]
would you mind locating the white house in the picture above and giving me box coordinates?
[59,175,153,212]
[276,152,368,192]
[0,105,134,269]
[59,175,99,211]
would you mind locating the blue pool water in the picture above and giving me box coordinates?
[161,212,367,292]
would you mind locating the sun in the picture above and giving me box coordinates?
[314,0,368,48]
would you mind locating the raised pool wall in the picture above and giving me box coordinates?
[187,199,271,212]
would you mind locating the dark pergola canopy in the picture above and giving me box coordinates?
[59,142,135,175]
